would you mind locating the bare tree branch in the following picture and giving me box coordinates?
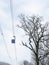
[22,42,33,51]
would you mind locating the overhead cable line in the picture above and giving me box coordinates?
[10,0,15,36]
[10,0,17,64]
[0,25,13,65]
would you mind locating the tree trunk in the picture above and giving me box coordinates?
[36,54,39,65]
[36,42,39,65]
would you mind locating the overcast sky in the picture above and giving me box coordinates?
[0,0,49,65]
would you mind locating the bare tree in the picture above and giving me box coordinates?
[17,14,49,65]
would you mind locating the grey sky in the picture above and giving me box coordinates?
[0,0,49,65]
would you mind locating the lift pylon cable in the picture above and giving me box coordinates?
[0,25,13,65]
[10,0,15,36]
[10,0,17,64]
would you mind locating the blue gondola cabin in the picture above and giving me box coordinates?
[11,38,15,43]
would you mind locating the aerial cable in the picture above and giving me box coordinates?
[10,0,17,64]
[10,0,16,43]
[10,0,15,37]
[0,25,13,65]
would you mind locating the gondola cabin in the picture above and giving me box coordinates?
[11,36,15,43]
[12,39,15,43]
